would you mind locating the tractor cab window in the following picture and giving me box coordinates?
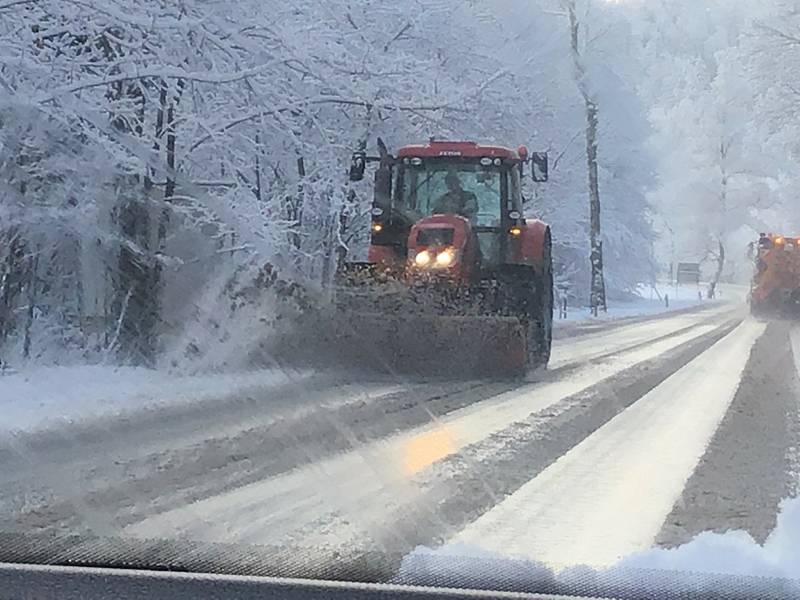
[398,161,504,228]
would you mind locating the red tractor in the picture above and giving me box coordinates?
[751,232,800,316]
[335,138,553,377]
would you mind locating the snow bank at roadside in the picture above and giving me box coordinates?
[0,365,309,435]
[395,497,800,598]
[556,281,745,324]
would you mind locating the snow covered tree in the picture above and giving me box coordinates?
[0,0,659,368]
[634,0,784,293]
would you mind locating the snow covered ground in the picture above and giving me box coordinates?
[555,281,746,324]
[452,320,765,568]
[0,365,311,435]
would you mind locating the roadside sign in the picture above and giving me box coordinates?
[676,262,701,285]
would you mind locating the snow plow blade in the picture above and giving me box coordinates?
[260,262,543,378]
[280,309,529,378]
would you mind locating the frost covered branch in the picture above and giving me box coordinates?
[37,62,289,103]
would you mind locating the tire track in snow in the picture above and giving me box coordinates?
[548,304,736,371]
[551,300,725,340]
[450,318,765,570]
[0,379,514,535]
[658,320,800,546]
[786,325,800,497]
[123,316,740,554]
[280,318,741,559]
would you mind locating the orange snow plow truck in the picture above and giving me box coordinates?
[750,233,800,316]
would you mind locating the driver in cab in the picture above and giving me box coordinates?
[433,171,478,223]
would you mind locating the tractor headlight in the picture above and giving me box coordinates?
[435,248,455,267]
[414,250,432,267]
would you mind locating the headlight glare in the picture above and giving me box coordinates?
[414,250,432,267]
[435,249,455,266]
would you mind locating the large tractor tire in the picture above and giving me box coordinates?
[529,230,554,368]
[496,232,554,377]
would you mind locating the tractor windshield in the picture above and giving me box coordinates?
[397,160,505,228]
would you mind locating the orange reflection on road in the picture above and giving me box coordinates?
[403,428,455,475]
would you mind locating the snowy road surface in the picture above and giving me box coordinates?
[2,300,800,580]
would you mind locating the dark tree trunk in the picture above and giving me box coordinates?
[709,145,729,300]
[586,101,607,314]
[708,239,725,299]
[254,132,263,203]
[567,0,607,314]
[165,98,177,200]
[336,188,356,274]
[112,80,160,364]
[287,156,305,251]
[146,80,167,193]
[0,230,26,345]
[115,190,158,364]
[22,252,39,359]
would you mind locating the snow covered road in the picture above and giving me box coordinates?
[122,307,739,546]
[453,319,766,568]
[3,301,799,581]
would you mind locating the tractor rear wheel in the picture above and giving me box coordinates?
[497,232,553,377]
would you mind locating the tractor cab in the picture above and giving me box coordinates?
[350,140,548,279]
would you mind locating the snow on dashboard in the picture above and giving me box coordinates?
[618,496,800,579]
[396,497,800,595]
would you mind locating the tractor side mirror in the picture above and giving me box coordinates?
[530,152,548,182]
[349,151,366,182]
